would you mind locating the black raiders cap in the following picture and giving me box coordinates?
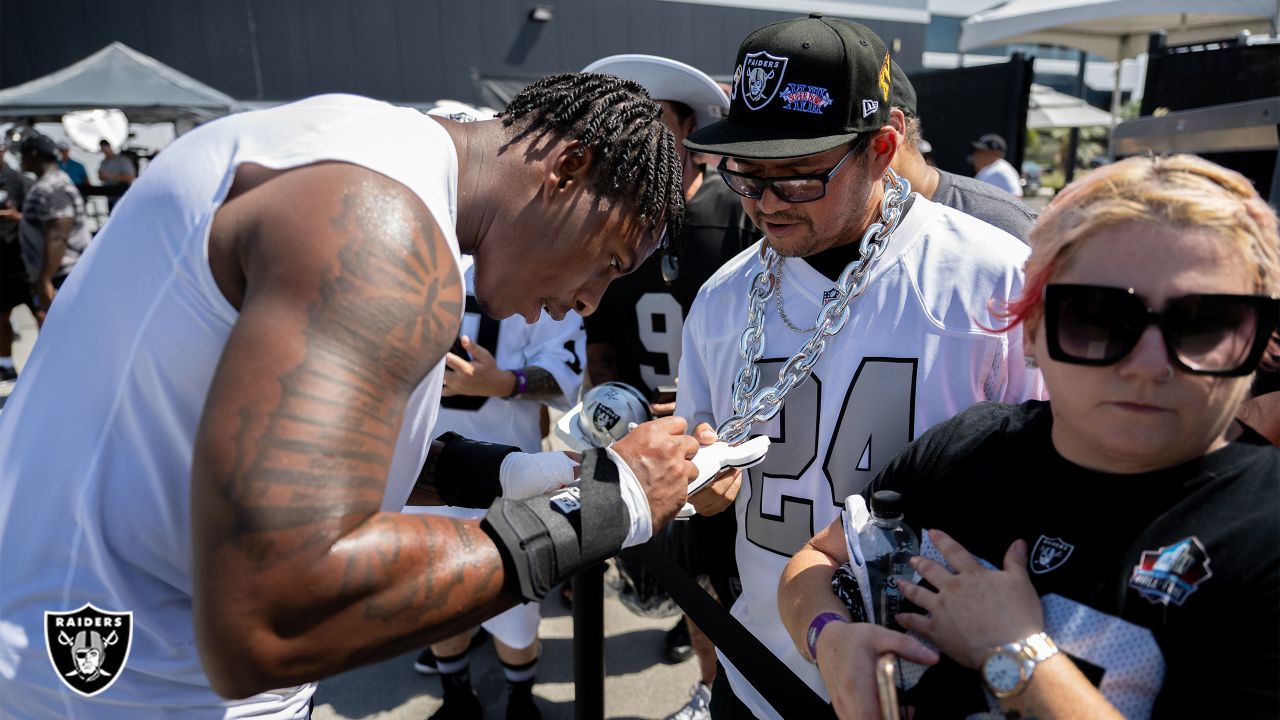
[684,13,893,159]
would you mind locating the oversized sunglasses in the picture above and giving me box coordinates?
[1043,284,1280,376]
[718,144,859,204]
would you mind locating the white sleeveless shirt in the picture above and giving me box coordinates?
[0,95,463,718]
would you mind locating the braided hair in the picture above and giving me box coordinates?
[500,72,685,239]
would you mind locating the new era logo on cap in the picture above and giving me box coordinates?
[684,14,893,159]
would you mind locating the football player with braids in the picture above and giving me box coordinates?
[779,155,1280,720]
[0,74,701,718]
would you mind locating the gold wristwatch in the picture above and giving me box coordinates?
[980,631,1059,699]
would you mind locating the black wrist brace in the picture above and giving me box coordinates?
[480,448,630,602]
[427,432,520,508]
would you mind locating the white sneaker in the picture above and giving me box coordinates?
[665,682,711,720]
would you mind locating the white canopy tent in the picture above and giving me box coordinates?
[959,0,1280,61]
[1027,83,1114,128]
[960,0,1279,152]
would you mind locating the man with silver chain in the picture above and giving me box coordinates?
[674,16,1046,718]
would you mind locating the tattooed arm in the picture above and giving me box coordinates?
[191,163,516,698]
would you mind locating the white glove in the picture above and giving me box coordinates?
[498,451,577,500]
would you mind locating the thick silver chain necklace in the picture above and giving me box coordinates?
[716,168,911,446]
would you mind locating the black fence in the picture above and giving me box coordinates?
[908,54,1034,178]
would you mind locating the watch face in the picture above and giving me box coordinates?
[983,652,1023,693]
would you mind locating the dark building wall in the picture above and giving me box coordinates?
[3,0,924,105]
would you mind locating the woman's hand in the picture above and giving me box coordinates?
[815,621,938,720]
[895,529,1043,669]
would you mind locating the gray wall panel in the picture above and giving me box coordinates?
[2,0,925,107]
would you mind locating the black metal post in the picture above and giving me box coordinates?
[572,563,606,720]
[1063,50,1088,185]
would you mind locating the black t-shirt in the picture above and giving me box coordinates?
[0,164,32,245]
[584,170,755,400]
[932,169,1036,242]
[866,401,1280,719]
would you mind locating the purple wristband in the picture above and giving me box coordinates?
[508,368,528,398]
[806,612,849,664]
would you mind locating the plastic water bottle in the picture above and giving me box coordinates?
[857,490,918,631]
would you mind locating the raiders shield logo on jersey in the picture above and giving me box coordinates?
[1030,536,1074,575]
[45,604,133,697]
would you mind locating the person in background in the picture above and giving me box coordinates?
[57,141,89,187]
[779,154,1280,720]
[969,133,1022,197]
[890,65,1035,241]
[17,134,90,324]
[0,138,34,382]
[410,249,587,720]
[580,53,753,720]
[98,139,136,211]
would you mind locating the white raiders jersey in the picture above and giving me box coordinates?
[435,256,586,453]
[674,195,1047,719]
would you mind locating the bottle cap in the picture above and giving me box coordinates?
[869,490,904,518]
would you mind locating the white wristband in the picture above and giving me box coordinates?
[605,446,653,548]
[499,451,577,500]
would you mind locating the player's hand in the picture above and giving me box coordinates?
[0,207,20,222]
[442,336,514,398]
[815,622,937,720]
[687,422,741,516]
[611,416,697,529]
[895,530,1043,669]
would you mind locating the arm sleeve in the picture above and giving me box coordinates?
[674,292,718,432]
[523,312,587,411]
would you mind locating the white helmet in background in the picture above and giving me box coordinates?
[555,382,652,451]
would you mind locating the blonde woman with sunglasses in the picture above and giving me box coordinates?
[777,154,1280,720]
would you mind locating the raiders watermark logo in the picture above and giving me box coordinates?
[1029,536,1074,575]
[1129,536,1212,606]
[740,51,788,111]
[45,604,133,697]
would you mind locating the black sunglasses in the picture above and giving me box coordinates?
[718,144,860,204]
[1043,284,1280,376]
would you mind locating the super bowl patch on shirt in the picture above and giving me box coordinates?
[1129,536,1213,606]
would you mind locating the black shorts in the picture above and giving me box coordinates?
[0,239,31,313]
